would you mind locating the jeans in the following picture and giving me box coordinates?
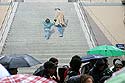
[57,24,63,37]
[44,28,51,40]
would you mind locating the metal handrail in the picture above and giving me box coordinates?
[77,0,99,47]
[0,0,14,44]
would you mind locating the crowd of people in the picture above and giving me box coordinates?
[33,56,124,83]
[0,54,125,83]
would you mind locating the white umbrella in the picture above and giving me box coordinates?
[0,64,10,78]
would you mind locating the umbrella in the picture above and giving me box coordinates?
[0,74,57,83]
[87,45,125,57]
[105,67,125,83]
[0,64,10,78]
[81,54,107,62]
[0,54,41,68]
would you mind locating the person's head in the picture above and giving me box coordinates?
[89,59,97,67]
[80,74,93,83]
[45,18,50,23]
[71,55,81,61]
[70,58,82,72]
[49,57,58,66]
[95,59,105,71]
[7,68,18,75]
[114,59,123,71]
[44,61,57,75]
[55,8,61,11]
[113,58,120,65]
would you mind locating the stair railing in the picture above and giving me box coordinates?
[0,0,15,53]
[77,0,98,48]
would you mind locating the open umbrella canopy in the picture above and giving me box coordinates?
[105,67,125,83]
[0,54,42,68]
[0,64,10,78]
[81,54,107,62]
[0,74,57,83]
[105,73,125,83]
[87,45,125,57]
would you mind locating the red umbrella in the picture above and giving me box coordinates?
[0,74,57,83]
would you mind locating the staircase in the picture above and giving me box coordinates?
[1,2,90,73]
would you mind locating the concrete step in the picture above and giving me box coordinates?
[24,0,68,2]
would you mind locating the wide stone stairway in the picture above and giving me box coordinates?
[1,2,90,73]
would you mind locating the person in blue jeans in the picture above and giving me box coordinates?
[54,8,65,37]
[43,18,54,40]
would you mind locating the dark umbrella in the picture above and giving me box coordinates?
[0,54,42,68]
[81,54,107,62]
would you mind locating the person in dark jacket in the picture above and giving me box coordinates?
[64,55,81,79]
[102,58,112,77]
[34,61,57,81]
[64,58,82,83]
[89,59,105,83]
[49,57,59,82]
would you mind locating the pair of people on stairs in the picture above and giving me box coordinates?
[43,8,66,40]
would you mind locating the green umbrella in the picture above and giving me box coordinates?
[105,67,125,83]
[87,45,125,56]
[105,73,125,83]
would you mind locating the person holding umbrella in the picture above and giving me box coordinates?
[81,54,108,74]
[89,59,106,83]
